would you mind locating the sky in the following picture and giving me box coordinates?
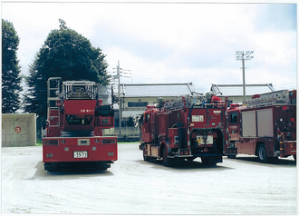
[1,1,297,94]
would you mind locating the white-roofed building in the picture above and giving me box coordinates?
[210,83,275,104]
[121,83,195,98]
[118,82,196,118]
[111,82,197,139]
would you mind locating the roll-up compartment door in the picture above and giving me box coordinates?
[242,111,256,137]
[257,108,273,137]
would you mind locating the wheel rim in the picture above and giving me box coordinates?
[259,147,266,161]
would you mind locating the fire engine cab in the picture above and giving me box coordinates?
[226,90,296,162]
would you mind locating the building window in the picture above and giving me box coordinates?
[128,102,148,107]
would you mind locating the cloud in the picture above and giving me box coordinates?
[2,2,296,93]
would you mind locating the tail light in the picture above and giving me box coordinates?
[180,150,189,155]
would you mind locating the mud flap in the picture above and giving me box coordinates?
[201,156,222,165]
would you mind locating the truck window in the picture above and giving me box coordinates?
[146,114,150,123]
[230,112,238,124]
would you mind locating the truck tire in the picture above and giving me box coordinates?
[44,163,56,172]
[201,157,217,166]
[162,147,173,167]
[143,148,149,161]
[174,158,183,166]
[95,163,110,171]
[187,157,195,162]
[257,144,268,163]
[227,155,236,159]
[96,167,108,171]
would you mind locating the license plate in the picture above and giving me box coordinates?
[73,151,88,158]
[192,115,204,122]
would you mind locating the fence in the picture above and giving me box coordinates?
[41,126,140,140]
[104,127,140,138]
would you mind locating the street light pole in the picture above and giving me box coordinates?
[236,51,254,101]
[242,55,245,101]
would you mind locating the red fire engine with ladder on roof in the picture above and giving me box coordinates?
[226,89,296,162]
[43,77,117,171]
[135,92,229,167]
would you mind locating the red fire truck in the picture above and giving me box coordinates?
[135,93,229,166]
[226,90,296,162]
[43,77,117,171]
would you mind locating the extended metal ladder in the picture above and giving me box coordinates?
[47,77,61,127]
[243,90,290,107]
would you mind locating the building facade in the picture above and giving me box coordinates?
[210,83,275,104]
[112,82,196,139]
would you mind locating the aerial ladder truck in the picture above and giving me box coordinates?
[43,77,117,171]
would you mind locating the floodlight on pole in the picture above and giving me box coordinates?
[236,51,254,101]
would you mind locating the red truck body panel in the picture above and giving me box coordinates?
[43,136,117,163]
[226,90,296,162]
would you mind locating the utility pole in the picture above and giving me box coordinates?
[236,51,254,101]
[110,61,132,137]
[117,61,122,137]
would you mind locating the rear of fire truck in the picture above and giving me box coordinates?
[187,92,228,165]
[136,92,228,166]
[43,77,117,171]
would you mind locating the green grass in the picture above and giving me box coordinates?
[36,139,43,146]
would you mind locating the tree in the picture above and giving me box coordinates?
[24,19,109,121]
[59,18,67,30]
[2,19,23,113]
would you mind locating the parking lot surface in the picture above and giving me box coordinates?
[1,143,297,214]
